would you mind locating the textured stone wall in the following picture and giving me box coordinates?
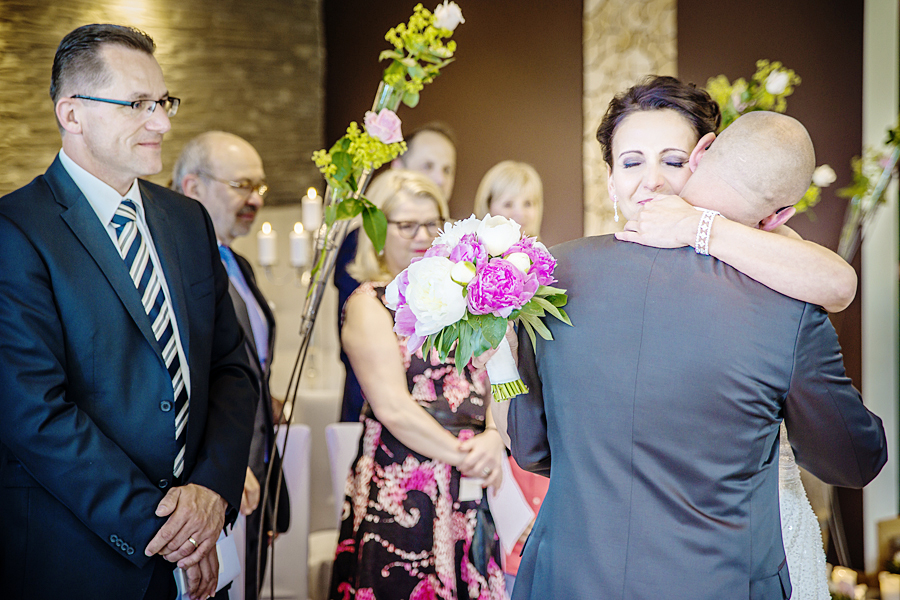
[0,0,323,205]
[583,0,677,235]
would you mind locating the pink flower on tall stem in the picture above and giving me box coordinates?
[364,109,403,144]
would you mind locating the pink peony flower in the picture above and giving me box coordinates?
[505,237,557,286]
[364,109,403,144]
[424,244,451,259]
[466,258,539,318]
[448,233,487,266]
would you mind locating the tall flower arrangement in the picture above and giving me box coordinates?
[705,60,832,213]
[310,2,464,274]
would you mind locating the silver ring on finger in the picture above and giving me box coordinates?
[482,466,492,476]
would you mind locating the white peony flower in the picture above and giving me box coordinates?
[812,164,837,187]
[450,260,477,285]
[384,276,402,309]
[765,70,790,95]
[405,256,467,336]
[436,214,480,248]
[434,1,465,32]
[476,214,522,256]
[505,252,531,274]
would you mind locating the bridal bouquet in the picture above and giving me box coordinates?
[385,214,571,400]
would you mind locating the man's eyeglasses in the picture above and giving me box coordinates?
[388,220,442,239]
[198,172,268,199]
[70,95,180,118]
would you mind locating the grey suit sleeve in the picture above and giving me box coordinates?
[784,303,887,488]
[508,327,552,477]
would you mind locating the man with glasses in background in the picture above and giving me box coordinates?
[0,25,258,600]
[173,131,290,600]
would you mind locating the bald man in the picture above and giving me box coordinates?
[173,132,289,599]
[504,112,886,600]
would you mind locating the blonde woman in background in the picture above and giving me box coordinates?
[474,160,543,238]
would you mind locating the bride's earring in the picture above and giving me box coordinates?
[612,193,619,223]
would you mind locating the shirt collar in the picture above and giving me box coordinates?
[58,148,144,226]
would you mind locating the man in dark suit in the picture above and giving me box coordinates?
[173,130,290,600]
[502,112,887,599]
[0,25,258,600]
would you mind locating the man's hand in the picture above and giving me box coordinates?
[615,195,700,249]
[241,467,260,516]
[458,429,505,489]
[144,483,227,568]
[184,547,219,600]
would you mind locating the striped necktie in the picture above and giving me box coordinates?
[112,200,189,479]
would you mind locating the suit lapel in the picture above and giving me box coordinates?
[47,158,161,355]
[141,182,191,360]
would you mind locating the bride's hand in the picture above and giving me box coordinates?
[458,429,505,489]
[615,195,701,249]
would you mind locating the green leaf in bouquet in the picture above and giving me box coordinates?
[519,312,553,341]
[473,313,507,348]
[403,90,420,108]
[457,319,492,375]
[542,293,568,308]
[518,318,537,351]
[362,203,388,253]
[421,333,436,359]
[335,197,362,221]
[556,307,571,326]
[407,63,426,80]
[531,296,563,321]
[518,300,545,318]
[380,50,404,63]
[537,285,567,297]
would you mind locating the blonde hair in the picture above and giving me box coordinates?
[347,169,449,282]
[473,160,544,237]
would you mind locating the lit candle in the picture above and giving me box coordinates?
[881,572,900,600]
[289,222,309,268]
[257,222,277,267]
[302,187,322,232]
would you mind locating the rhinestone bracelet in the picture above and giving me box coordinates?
[694,209,720,255]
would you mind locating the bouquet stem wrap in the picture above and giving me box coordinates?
[485,335,528,401]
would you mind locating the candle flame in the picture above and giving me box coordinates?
[294,222,304,234]
[306,187,317,200]
[261,222,272,235]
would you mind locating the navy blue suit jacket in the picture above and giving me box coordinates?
[0,157,259,599]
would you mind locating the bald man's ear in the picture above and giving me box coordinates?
[55,98,82,135]
[180,174,202,200]
[759,206,796,231]
[688,132,716,173]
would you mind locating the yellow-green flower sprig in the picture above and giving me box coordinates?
[707,59,801,132]
[312,122,407,194]
[380,3,458,107]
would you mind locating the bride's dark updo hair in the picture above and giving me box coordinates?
[596,75,722,168]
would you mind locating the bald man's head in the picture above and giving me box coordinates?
[686,111,815,227]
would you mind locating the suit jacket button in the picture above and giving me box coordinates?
[110,534,119,543]
[159,479,169,489]
[160,400,172,412]
[127,546,134,555]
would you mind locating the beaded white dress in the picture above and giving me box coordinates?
[779,424,830,599]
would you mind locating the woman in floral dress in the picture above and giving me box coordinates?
[329,170,507,600]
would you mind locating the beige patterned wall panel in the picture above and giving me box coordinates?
[583,0,677,235]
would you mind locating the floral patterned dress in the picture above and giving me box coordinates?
[329,282,506,600]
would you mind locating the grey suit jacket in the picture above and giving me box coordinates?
[509,235,886,600]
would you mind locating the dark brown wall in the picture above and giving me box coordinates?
[324,0,584,247]
[679,0,867,570]
[0,0,323,205]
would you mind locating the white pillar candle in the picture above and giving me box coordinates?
[289,222,309,268]
[302,187,322,232]
[257,222,277,267]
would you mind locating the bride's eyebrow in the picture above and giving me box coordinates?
[617,150,644,158]
[661,147,689,154]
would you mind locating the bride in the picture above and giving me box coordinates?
[598,75,840,598]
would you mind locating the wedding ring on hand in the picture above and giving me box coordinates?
[188,537,199,548]
[482,467,492,476]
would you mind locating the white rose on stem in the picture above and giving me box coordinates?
[765,70,790,95]
[812,164,837,187]
[437,214,480,248]
[505,252,531,274]
[450,261,477,285]
[406,257,468,336]
[476,214,522,256]
[434,1,465,31]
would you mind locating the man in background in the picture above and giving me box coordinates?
[0,25,258,599]
[334,122,457,422]
[173,130,290,600]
